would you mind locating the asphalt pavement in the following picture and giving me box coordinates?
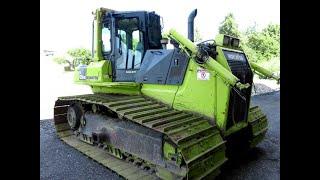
[40,91,280,180]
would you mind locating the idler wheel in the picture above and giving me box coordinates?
[67,104,83,130]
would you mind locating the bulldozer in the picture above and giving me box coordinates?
[53,8,280,179]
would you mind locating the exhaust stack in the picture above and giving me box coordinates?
[188,9,197,42]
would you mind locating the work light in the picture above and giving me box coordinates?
[223,35,230,46]
[232,38,240,47]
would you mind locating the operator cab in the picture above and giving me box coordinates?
[100,10,162,81]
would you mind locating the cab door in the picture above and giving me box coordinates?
[112,14,146,82]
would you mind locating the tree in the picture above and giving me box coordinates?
[217,13,280,77]
[218,13,241,38]
[67,48,92,61]
[67,48,92,68]
[262,23,280,43]
[245,23,280,61]
[52,48,92,71]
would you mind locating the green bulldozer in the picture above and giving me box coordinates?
[53,8,280,179]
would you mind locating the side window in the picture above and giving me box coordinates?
[116,30,127,69]
[132,30,144,69]
[102,23,111,53]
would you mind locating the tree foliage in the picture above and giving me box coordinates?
[244,24,280,61]
[218,13,241,38]
[67,48,92,64]
[218,13,280,65]
[52,48,92,71]
[66,48,92,69]
[216,14,280,80]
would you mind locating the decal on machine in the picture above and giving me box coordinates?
[125,70,137,74]
[86,76,98,80]
[79,75,87,80]
[197,68,210,80]
[79,65,87,80]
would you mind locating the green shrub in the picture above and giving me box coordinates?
[67,48,92,66]
[53,56,67,64]
[52,48,92,71]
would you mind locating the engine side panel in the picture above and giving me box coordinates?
[136,49,189,85]
[166,49,189,85]
[172,59,231,130]
[136,49,174,84]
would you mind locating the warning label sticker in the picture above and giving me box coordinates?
[197,68,210,80]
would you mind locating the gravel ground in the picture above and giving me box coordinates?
[251,77,280,96]
[40,91,280,180]
[40,119,120,180]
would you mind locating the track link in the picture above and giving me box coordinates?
[247,106,268,148]
[54,93,227,179]
[58,131,158,180]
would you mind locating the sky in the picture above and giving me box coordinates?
[40,0,280,53]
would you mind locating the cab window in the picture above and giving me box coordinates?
[102,22,112,53]
[115,17,144,70]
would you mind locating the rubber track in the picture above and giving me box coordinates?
[54,93,227,179]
